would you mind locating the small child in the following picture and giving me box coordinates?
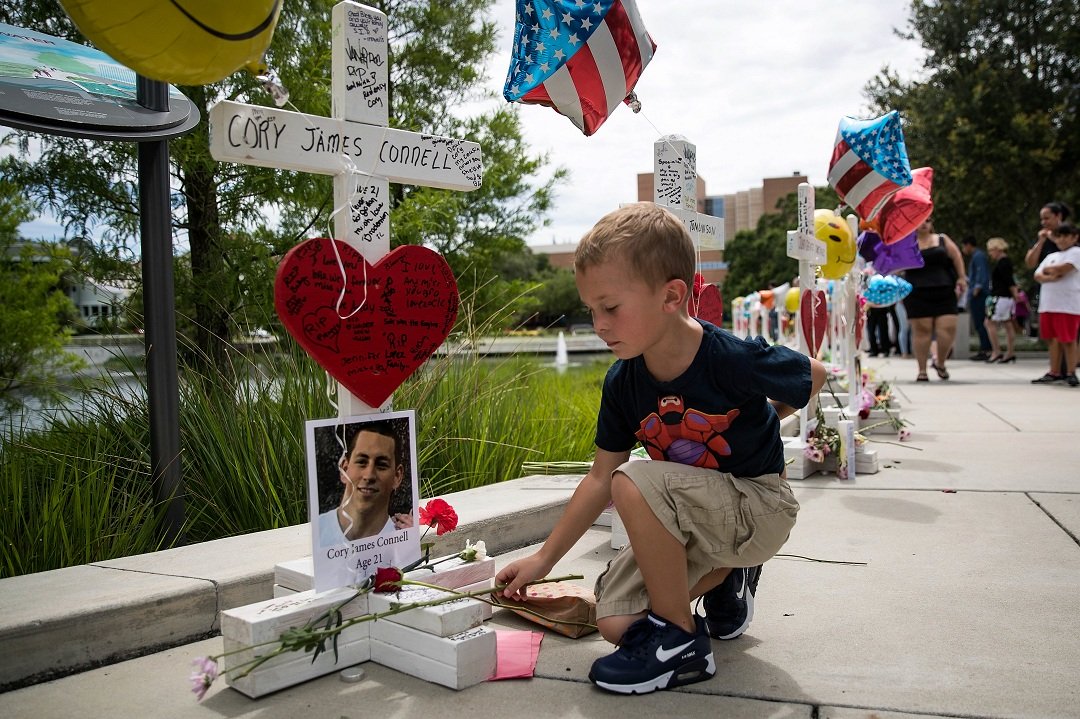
[1032,223,1080,386]
[496,203,826,694]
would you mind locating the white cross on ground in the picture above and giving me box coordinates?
[208,0,483,416]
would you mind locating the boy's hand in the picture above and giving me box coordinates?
[495,553,553,599]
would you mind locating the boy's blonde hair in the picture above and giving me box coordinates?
[574,202,695,288]
[986,237,1008,252]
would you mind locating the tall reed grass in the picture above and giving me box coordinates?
[1,308,606,577]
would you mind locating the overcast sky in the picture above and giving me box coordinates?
[16,0,927,246]
[482,0,927,246]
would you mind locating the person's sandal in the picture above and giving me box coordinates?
[935,365,950,380]
[916,373,929,382]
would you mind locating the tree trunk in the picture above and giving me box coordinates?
[180,86,230,372]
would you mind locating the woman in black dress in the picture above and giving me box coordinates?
[902,218,969,381]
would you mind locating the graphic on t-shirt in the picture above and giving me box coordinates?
[634,395,740,468]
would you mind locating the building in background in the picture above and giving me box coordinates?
[714,173,807,243]
[532,172,807,288]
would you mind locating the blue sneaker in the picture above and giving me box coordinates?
[588,613,715,694]
[700,565,761,640]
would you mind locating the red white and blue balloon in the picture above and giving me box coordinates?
[503,0,656,136]
[863,274,913,307]
[827,111,912,221]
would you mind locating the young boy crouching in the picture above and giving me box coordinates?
[496,202,826,694]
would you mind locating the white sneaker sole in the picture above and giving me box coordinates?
[592,654,716,694]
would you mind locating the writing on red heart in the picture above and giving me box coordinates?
[274,238,458,407]
[800,289,828,356]
[691,283,724,327]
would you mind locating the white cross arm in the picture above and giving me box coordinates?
[667,207,724,249]
[786,229,827,263]
[208,100,483,192]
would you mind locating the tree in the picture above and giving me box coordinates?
[0,1,561,366]
[865,0,1080,280]
[0,180,83,412]
[723,185,841,301]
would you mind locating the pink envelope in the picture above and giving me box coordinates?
[490,630,544,680]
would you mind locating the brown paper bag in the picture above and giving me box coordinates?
[493,581,598,638]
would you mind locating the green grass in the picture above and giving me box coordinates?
[1,327,606,577]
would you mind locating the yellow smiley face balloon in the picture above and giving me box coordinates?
[814,209,856,279]
[60,0,281,85]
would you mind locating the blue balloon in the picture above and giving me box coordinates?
[863,274,913,307]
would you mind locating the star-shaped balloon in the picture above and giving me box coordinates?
[827,110,913,221]
[503,0,656,136]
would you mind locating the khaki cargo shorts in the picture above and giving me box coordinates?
[594,460,799,619]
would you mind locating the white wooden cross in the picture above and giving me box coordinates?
[786,183,826,445]
[208,0,482,417]
[652,134,723,253]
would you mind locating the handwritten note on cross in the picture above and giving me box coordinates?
[652,135,723,252]
[786,183,826,442]
[208,1,482,416]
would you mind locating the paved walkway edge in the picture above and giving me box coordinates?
[0,475,582,691]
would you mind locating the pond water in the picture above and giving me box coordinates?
[4,351,615,439]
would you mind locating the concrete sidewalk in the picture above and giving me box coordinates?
[2,354,1079,718]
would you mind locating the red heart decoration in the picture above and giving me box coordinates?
[691,283,724,327]
[800,289,828,356]
[274,238,458,407]
[855,303,866,349]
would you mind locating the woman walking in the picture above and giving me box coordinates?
[984,237,1019,363]
[902,218,968,381]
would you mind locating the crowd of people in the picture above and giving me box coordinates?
[863,201,1079,387]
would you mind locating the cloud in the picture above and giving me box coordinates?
[484,0,925,245]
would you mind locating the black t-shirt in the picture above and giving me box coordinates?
[595,321,812,477]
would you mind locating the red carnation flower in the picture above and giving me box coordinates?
[418,498,458,535]
[373,566,403,593]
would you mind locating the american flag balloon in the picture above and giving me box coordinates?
[827,111,912,221]
[503,0,656,136]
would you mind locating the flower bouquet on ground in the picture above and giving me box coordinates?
[191,499,593,700]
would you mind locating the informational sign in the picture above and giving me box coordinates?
[274,238,459,409]
[0,22,198,140]
[306,411,420,592]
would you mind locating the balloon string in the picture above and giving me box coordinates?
[328,237,369,320]
[277,97,396,322]
[335,421,357,541]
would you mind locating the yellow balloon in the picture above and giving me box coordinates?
[814,209,856,280]
[60,0,282,85]
[785,287,800,313]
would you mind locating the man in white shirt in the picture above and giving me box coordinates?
[319,422,408,545]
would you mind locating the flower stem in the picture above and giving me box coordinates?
[214,574,586,682]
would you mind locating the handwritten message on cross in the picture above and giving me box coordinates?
[651,134,723,252]
[208,1,482,416]
[785,183,826,443]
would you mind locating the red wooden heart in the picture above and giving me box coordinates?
[692,283,724,327]
[274,238,458,407]
[855,304,865,349]
[800,289,828,356]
